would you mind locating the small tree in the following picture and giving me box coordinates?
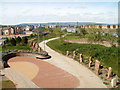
[80,28,87,35]
[4,37,9,44]
[54,28,63,37]
[49,28,54,33]
[99,25,102,29]
[16,36,22,44]
[107,35,117,46]
[21,37,28,45]
[30,34,34,38]
[76,27,87,36]
[10,38,16,46]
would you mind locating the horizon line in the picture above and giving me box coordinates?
[0,21,118,26]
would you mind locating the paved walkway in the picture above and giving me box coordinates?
[2,68,39,88]
[39,37,108,88]
[8,57,79,88]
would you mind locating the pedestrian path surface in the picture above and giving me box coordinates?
[3,68,39,88]
[39,37,107,88]
[8,57,79,88]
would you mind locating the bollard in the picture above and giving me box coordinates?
[95,60,100,75]
[73,51,76,59]
[79,54,83,63]
[66,51,69,56]
[89,57,92,68]
[107,67,112,79]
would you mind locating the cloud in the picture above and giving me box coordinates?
[0,2,118,25]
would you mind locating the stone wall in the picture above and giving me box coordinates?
[2,52,51,68]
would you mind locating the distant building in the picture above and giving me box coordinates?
[26,26,30,31]
[61,27,76,32]
[111,25,118,29]
[80,25,91,28]
[49,25,56,28]
[34,25,38,29]
[8,27,14,35]
[14,27,21,34]
[94,25,100,28]
[102,25,109,29]
[80,25,119,29]
[44,26,49,29]
[0,25,35,35]
[2,27,9,35]
[0,28,3,35]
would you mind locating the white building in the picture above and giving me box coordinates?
[26,26,30,31]
[49,25,56,28]
[61,27,76,32]
[10,27,14,34]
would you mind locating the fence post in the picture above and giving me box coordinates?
[79,54,83,63]
[95,60,100,75]
[107,67,112,79]
[73,51,76,59]
[66,51,69,56]
[89,57,92,68]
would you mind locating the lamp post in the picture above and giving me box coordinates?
[38,30,39,44]
[43,35,45,51]
[37,27,46,51]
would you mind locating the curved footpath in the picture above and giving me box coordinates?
[39,37,107,88]
[3,68,39,88]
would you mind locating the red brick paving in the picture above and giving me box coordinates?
[9,57,80,88]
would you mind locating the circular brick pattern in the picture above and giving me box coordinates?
[9,57,80,88]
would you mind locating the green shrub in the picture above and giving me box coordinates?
[21,37,28,45]
[10,38,16,46]
[15,36,22,44]
[103,82,109,85]
[38,51,48,56]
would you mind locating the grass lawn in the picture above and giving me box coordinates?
[64,33,84,40]
[47,38,119,77]
[2,45,32,51]
[33,33,56,42]
[2,80,16,88]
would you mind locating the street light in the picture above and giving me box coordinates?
[38,30,39,44]
[43,35,45,51]
[37,27,46,51]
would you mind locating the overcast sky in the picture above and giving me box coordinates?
[0,1,119,25]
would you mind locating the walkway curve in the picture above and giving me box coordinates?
[3,68,39,88]
[39,37,108,88]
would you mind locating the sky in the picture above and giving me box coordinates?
[0,1,119,25]
[0,0,119,2]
